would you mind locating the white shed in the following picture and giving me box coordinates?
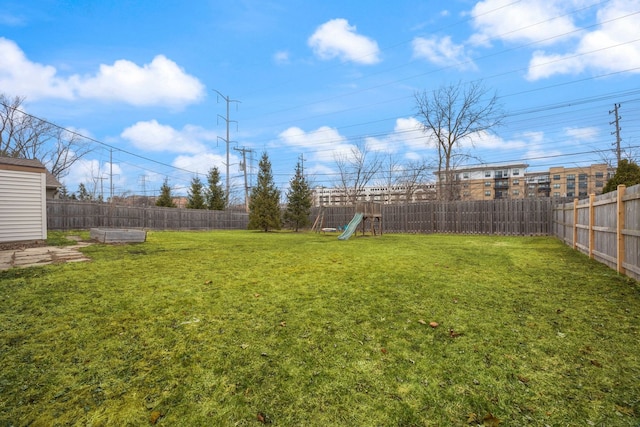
[0,157,48,244]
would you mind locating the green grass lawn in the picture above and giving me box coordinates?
[1,231,639,426]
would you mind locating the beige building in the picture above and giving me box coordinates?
[545,164,613,198]
[311,163,614,205]
[436,163,529,200]
[438,163,613,200]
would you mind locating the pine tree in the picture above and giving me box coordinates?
[205,166,226,210]
[248,152,281,232]
[156,178,177,207]
[603,159,640,193]
[284,159,312,231]
[186,176,206,209]
[77,183,92,201]
[58,185,70,200]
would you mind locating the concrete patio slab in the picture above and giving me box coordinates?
[0,242,93,271]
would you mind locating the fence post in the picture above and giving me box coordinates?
[572,198,578,250]
[588,194,595,259]
[617,185,626,274]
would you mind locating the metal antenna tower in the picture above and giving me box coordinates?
[233,146,255,212]
[213,89,240,207]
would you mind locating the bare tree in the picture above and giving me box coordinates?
[594,138,639,169]
[415,81,503,201]
[376,155,434,204]
[0,94,91,179]
[398,159,434,202]
[334,141,383,205]
[376,154,402,203]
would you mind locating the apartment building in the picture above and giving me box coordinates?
[436,163,529,200]
[524,171,551,198]
[311,163,613,205]
[437,163,613,200]
[544,164,613,198]
[312,183,436,207]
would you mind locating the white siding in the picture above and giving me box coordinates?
[0,169,47,243]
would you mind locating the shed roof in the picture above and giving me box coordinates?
[0,156,62,189]
[0,156,45,168]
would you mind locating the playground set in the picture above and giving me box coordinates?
[312,202,382,240]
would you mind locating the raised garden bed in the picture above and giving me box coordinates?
[90,228,146,243]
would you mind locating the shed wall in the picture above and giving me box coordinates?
[0,169,47,243]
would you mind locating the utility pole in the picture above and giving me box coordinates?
[139,174,148,207]
[609,103,622,164]
[96,175,107,202]
[109,149,113,202]
[213,90,240,207]
[234,146,255,212]
[299,153,305,175]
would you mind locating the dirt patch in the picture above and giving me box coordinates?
[0,240,46,251]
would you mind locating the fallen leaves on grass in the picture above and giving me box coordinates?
[467,412,501,426]
[418,319,427,325]
[280,321,287,327]
[257,412,271,424]
[149,410,163,425]
[430,321,439,328]
[615,404,635,416]
[449,329,463,338]
[380,348,388,354]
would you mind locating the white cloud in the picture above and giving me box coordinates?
[0,38,74,99]
[0,38,205,107]
[467,0,640,80]
[469,0,580,47]
[308,19,381,65]
[120,120,216,154]
[412,36,476,70]
[273,50,290,65]
[529,0,640,80]
[173,153,229,176]
[72,55,204,107]
[564,126,599,142]
[278,125,354,162]
[366,117,427,153]
[63,158,125,196]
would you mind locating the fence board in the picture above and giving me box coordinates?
[310,198,553,236]
[552,184,640,282]
[47,200,249,231]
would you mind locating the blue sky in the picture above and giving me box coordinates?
[1,0,639,202]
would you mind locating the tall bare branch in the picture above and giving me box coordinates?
[0,94,92,179]
[415,81,503,201]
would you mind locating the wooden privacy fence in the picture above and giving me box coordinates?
[553,184,640,282]
[312,198,553,236]
[47,200,249,231]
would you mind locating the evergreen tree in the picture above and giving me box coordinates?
[58,184,70,200]
[186,176,206,209]
[205,166,226,210]
[284,160,312,231]
[77,183,92,201]
[156,178,177,207]
[603,159,640,193]
[248,152,281,232]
